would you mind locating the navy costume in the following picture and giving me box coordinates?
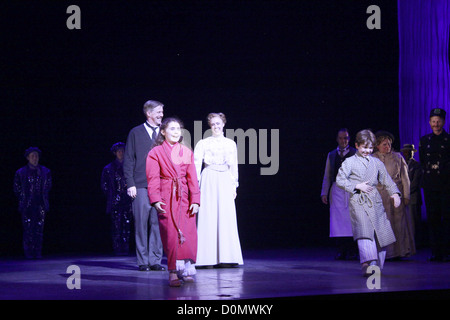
[419,108,450,261]
[101,142,133,255]
[328,147,357,185]
[13,148,52,259]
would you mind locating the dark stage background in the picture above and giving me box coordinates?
[1,0,399,256]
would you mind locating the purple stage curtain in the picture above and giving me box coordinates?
[398,0,450,151]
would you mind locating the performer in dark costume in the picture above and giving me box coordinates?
[13,147,52,259]
[101,142,133,255]
[419,108,450,262]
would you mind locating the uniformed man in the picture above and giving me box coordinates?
[419,108,450,261]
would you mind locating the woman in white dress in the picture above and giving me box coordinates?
[194,113,244,267]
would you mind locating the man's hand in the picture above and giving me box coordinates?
[127,186,137,199]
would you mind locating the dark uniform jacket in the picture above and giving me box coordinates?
[13,165,52,212]
[419,130,450,192]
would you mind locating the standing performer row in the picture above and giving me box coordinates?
[123,100,243,286]
[11,103,447,284]
[321,107,449,276]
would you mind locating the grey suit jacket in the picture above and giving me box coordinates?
[124,124,156,189]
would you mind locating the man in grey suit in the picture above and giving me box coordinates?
[124,100,165,271]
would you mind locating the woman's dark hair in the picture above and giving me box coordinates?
[154,117,184,146]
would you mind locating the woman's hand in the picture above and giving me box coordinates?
[189,203,199,216]
[154,201,166,213]
[391,194,401,208]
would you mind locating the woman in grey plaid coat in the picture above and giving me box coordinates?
[336,130,401,275]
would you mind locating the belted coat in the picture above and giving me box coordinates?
[146,141,200,271]
[336,153,399,248]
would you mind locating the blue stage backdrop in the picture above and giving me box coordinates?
[398,0,450,150]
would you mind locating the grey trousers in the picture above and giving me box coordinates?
[132,188,163,266]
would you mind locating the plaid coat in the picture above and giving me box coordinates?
[336,154,399,248]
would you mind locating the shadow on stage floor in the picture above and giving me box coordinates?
[0,247,449,300]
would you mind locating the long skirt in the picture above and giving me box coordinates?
[196,165,243,266]
[378,187,416,258]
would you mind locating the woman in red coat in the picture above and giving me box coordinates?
[146,117,200,287]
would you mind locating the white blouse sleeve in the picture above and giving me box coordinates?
[230,140,239,188]
[193,139,204,182]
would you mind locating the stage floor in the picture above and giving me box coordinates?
[0,247,449,300]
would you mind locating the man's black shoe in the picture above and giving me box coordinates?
[139,265,151,271]
[150,264,166,271]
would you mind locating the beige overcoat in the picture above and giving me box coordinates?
[372,151,415,258]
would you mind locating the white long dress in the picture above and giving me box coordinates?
[194,134,244,266]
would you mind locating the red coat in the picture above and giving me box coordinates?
[146,141,200,270]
